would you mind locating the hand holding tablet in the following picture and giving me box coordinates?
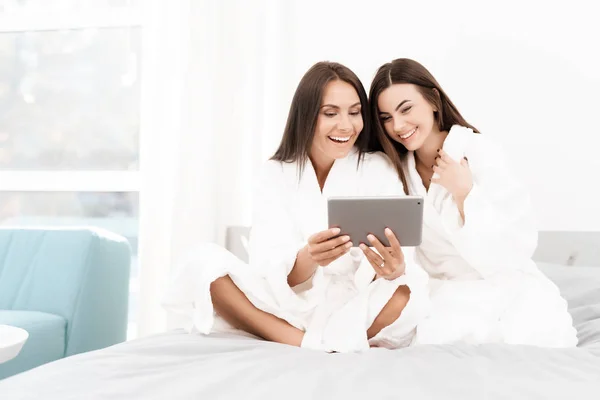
[327,195,424,280]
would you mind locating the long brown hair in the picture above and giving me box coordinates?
[369,58,478,194]
[271,61,372,175]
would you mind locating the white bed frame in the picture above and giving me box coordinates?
[226,227,600,267]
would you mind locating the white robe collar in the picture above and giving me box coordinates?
[297,146,360,198]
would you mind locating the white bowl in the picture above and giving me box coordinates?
[0,325,29,364]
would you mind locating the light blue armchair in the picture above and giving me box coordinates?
[0,227,131,379]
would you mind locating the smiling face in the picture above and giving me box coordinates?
[309,79,364,165]
[377,83,440,151]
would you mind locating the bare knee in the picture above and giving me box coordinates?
[210,275,232,291]
[209,275,236,306]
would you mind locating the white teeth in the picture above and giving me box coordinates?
[329,136,351,142]
[400,127,417,139]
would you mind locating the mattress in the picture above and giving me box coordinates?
[1,262,599,399]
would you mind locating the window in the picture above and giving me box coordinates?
[0,0,143,339]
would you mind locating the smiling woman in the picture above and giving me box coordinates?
[309,80,363,188]
[271,62,371,183]
[163,61,431,353]
[367,58,578,348]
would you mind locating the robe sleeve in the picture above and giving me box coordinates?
[248,161,325,300]
[439,134,538,278]
[248,161,305,274]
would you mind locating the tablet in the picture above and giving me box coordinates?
[327,196,424,247]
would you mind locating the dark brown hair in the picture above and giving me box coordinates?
[271,61,372,175]
[369,58,478,194]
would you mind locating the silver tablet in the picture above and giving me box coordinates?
[327,196,424,247]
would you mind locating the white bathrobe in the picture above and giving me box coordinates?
[162,148,431,352]
[409,125,578,347]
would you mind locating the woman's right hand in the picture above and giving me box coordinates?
[289,228,352,287]
[359,228,406,280]
[306,227,353,267]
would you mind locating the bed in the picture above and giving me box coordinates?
[1,232,599,399]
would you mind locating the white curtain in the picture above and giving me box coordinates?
[136,0,297,337]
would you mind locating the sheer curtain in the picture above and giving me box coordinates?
[136,0,297,337]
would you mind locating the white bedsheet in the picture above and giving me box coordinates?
[1,263,599,400]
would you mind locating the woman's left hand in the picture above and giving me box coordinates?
[359,228,406,280]
[431,149,473,201]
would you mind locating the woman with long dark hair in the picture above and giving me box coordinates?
[366,58,577,347]
[164,61,430,352]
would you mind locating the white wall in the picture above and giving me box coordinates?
[258,0,600,232]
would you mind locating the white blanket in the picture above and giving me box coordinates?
[163,149,431,352]
[408,125,578,347]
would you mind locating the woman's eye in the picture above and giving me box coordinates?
[401,106,412,114]
[380,115,391,122]
[349,111,361,116]
[324,112,336,117]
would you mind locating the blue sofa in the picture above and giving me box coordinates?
[0,227,131,379]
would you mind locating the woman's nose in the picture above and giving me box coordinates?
[338,115,352,132]
[393,117,406,133]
